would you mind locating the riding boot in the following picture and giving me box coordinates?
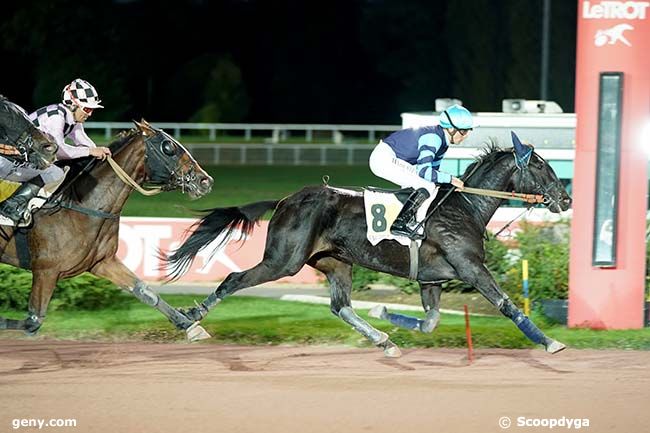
[0,178,45,225]
[390,187,430,240]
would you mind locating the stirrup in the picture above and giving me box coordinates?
[390,226,425,240]
[0,203,31,226]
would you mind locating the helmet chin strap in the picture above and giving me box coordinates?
[442,110,459,144]
[446,128,458,144]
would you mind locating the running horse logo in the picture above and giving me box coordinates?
[594,23,634,47]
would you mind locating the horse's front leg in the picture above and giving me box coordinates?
[90,257,211,342]
[368,283,442,333]
[0,269,58,335]
[452,258,565,354]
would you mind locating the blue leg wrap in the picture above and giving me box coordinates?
[501,300,546,345]
[511,312,546,345]
[386,313,422,331]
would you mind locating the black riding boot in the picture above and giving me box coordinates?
[390,188,431,240]
[0,178,44,225]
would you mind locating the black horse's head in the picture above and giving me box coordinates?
[0,95,58,170]
[509,131,572,213]
[135,120,213,199]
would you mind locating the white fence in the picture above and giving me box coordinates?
[180,143,574,169]
[84,122,399,143]
[182,143,374,166]
[84,118,576,166]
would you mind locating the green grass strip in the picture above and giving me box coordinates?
[2,296,649,350]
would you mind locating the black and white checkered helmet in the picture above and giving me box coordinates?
[61,78,103,109]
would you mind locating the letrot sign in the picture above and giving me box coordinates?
[569,0,650,328]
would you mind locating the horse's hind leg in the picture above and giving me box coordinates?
[0,317,29,331]
[188,256,307,321]
[0,269,58,335]
[90,257,211,342]
[186,221,319,320]
[311,257,401,358]
[368,283,441,333]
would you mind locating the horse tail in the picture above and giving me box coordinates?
[164,200,280,280]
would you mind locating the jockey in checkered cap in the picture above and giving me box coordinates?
[0,79,112,225]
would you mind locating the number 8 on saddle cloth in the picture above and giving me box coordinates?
[363,187,433,247]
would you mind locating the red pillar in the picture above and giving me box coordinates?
[569,0,650,329]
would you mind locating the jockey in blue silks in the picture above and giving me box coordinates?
[369,104,474,239]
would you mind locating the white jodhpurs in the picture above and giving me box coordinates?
[0,156,65,184]
[369,141,438,196]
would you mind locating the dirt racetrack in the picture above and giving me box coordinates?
[1,340,648,433]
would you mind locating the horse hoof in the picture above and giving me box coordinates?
[368,305,388,320]
[186,322,211,342]
[382,340,402,358]
[545,340,566,354]
[179,306,205,322]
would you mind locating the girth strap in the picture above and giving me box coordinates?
[60,202,118,220]
[408,240,418,280]
[15,228,31,270]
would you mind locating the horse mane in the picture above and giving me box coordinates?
[460,139,510,181]
[56,127,142,202]
[421,139,513,214]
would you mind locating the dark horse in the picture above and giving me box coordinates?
[0,120,214,341]
[166,132,572,356]
[0,95,58,170]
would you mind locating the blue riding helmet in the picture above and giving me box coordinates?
[439,104,474,130]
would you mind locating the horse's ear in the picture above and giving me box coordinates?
[134,119,156,136]
[511,131,526,156]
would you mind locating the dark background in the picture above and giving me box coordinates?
[1,0,577,123]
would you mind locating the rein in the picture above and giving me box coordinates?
[410,147,547,237]
[42,136,163,221]
[458,186,544,204]
[106,156,162,196]
[409,159,485,234]
[0,143,20,156]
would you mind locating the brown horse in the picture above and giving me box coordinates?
[0,120,214,341]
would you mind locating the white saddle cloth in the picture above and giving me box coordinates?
[363,189,433,247]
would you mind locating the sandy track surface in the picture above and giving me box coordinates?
[1,340,648,433]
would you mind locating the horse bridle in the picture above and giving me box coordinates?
[511,147,564,209]
[143,130,198,192]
